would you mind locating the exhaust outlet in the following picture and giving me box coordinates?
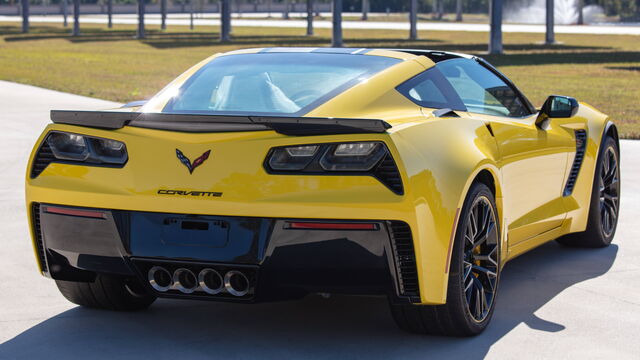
[148,266,172,292]
[224,270,250,297]
[173,268,198,294]
[198,268,224,295]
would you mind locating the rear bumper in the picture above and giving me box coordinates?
[32,203,420,303]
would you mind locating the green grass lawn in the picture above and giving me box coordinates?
[1,22,639,137]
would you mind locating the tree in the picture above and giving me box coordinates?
[456,0,463,21]
[161,0,167,30]
[137,0,145,39]
[62,0,68,27]
[220,0,231,42]
[283,0,290,19]
[332,0,343,47]
[545,0,554,44]
[409,0,418,40]
[21,0,28,33]
[307,0,314,36]
[72,0,80,36]
[488,0,502,54]
[107,0,113,28]
[362,0,369,20]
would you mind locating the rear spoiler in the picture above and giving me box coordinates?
[50,111,392,136]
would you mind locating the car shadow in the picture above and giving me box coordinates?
[0,241,618,359]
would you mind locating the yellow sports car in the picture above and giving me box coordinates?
[25,48,620,336]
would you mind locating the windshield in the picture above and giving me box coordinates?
[162,53,401,116]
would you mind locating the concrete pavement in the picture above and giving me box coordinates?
[0,80,639,359]
[1,14,640,35]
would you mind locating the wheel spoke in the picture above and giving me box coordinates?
[463,261,473,286]
[469,206,478,238]
[474,278,483,319]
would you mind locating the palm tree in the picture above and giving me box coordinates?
[409,0,418,40]
[332,0,343,47]
[362,0,368,20]
[306,0,314,36]
[137,0,146,39]
[161,0,167,30]
[21,0,29,33]
[488,0,503,54]
[546,0,555,44]
[72,0,80,36]
[221,0,231,42]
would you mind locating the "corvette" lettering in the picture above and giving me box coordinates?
[157,189,223,197]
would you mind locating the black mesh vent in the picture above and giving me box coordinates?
[388,221,419,300]
[564,130,587,196]
[31,140,55,178]
[374,153,404,195]
[31,203,48,273]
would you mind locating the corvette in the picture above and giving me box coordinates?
[26,47,620,336]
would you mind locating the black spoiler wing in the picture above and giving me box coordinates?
[50,111,392,136]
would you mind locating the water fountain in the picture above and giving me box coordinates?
[504,0,604,25]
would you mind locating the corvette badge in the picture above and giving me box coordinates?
[176,149,211,174]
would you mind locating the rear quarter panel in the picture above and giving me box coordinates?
[389,115,503,304]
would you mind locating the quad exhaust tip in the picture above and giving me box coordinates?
[146,265,250,297]
[148,266,172,292]
[198,268,224,295]
[173,268,198,294]
[224,270,250,297]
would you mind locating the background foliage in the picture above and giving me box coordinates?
[0,0,638,19]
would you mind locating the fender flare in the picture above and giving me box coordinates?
[443,163,504,276]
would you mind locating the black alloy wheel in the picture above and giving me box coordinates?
[462,196,499,323]
[599,146,619,238]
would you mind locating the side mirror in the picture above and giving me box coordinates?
[536,95,579,129]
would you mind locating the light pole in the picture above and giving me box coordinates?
[488,0,503,54]
[545,0,555,44]
[409,0,418,40]
[332,0,342,47]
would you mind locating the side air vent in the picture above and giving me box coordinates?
[388,221,419,301]
[31,203,48,273]
[374,153,404,195]
[564,129,587,196]
[30,140,55,178]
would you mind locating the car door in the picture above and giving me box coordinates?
[436,58,576,245]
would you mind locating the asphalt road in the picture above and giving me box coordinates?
[1,13,640,35]
[0,80,639,359]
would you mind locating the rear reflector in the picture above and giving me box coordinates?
[286,222,378,230]
[43,206,106,219]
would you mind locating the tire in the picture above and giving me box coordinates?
[56,274,156,311]
[557,135,620,248]
[389,182,501,336]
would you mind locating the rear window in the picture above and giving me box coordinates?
[162,53,401,116]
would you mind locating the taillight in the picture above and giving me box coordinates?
[30,131,128,178]
[264,141,403,195]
